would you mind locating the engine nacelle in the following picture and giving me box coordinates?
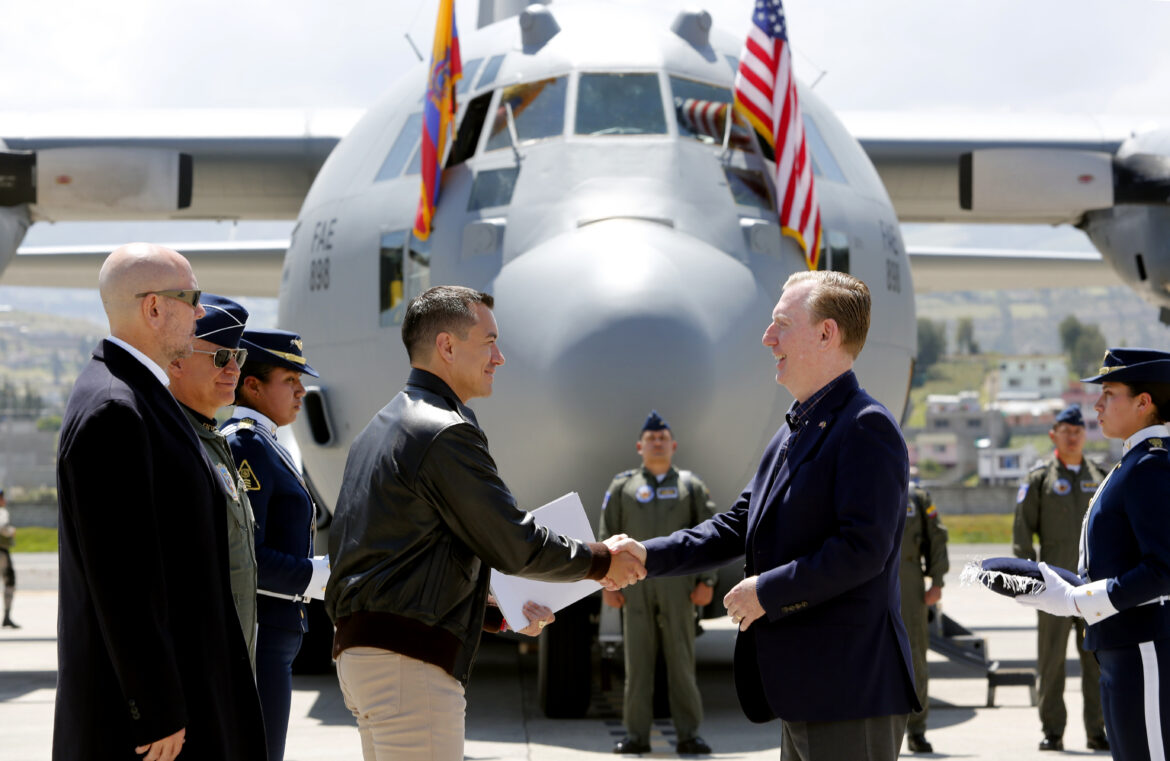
[0,205,31,277]
[959,148,1114,219]
[0,147,191,219]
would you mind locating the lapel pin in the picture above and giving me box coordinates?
[818,421,826,429]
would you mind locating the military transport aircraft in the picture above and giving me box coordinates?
[0,0,1165,714]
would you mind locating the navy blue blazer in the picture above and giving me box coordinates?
[1083,436,1170,651]
[55,341,265,759]
[223,414,314,633]
[643,371,918,723]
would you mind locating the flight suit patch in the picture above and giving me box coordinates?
[635,485,654,503]
[925,504,938,518]
[238,460,262,491]
[1081,480,1100,493]
[1016,483,1029,503]
[601,492,611,511]
[1053,478,1071,496]
[656,486,679,499]
[906,502,916,517]
[215,463,240,500]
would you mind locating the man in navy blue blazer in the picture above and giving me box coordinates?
[610,270,918,761]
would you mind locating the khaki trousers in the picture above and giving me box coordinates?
[336,646,466,761]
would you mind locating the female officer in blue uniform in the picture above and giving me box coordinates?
[1018,347,1170,761]
[223,328,329,761]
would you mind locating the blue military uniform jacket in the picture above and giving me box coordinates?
[642,371,918,723]
[223,408,315,634]
[1082,430,1170,651]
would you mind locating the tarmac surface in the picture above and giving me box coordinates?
[0,545,1113,760]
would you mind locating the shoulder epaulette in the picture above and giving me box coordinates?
[1147,437,1166,452]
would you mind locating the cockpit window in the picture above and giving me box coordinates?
[375,113,423,182]
[476,54,506,90]
[379,230,430,326]
[803,116,847,184]
[723,167,773,211]
[575,73,666,136]
[485,77,568,152]
[669,76,751,150]
[456,58,483,95]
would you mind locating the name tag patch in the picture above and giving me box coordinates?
[1081,481,1100,493]
[656,486,679,499]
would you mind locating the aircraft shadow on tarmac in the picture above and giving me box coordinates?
[0,670,57,701]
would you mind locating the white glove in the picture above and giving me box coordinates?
[303,555,331,600]
[1016,562,1080,618]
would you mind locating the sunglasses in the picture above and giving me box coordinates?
[135,289,202,307]
[191,347,248,369]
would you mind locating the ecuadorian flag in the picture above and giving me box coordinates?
[413,0,462,241]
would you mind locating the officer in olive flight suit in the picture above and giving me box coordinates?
[599,411,718,756]
[166,294,258,667]
[1013,404,1109,752]
[900,473,949,754]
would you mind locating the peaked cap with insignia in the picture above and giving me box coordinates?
[195,294,249,349]
[641,409,670,433]
[240,328,319,377]
[1081,347,1170,385]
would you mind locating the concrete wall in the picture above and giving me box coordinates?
[924,484,1018,515]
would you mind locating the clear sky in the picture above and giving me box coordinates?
[2,0,1167,115]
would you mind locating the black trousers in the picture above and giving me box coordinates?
[780,713,909,761]
[1099,639,1170,761]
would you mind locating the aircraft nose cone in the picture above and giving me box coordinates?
[481,219,780,508]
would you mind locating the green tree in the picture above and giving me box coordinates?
[956,316,980,355]
[1058,315,1107,377]
[915,318,947,385]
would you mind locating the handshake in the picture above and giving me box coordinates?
[600,534,647,591]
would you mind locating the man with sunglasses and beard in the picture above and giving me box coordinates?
[166,294,259,668]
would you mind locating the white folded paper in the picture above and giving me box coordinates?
[489,492,602,632]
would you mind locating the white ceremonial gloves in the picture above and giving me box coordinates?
[1016,561,1118,621]
[303,555,331,600]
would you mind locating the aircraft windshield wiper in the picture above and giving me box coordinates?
[504,102,523,163]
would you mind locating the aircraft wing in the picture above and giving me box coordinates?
[0,109,361,221]
[842,111,1137,224]
[906,245,1123,292]
[5,240,288,297]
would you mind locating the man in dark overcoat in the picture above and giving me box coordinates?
[54,243,266,761]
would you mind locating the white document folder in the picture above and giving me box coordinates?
[489,492,603,632]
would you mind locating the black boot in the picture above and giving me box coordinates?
[906,733,933,753]
[1039,735,1064,751]
[2,615,18,629]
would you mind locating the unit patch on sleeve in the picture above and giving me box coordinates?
[1016,483,1029,503]
[215,463,240,501]
[237,460,262,491]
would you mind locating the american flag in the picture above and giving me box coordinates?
[734,0,822,269]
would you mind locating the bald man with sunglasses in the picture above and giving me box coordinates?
[167,293,259,668]
[55,245,265,761]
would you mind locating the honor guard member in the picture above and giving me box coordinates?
[0,488,17,628]
[1017,348,1170,761]
[1013,404,1108,752]
[223,328,330,761]
[599,410,717,756]
[899,470,949,754]
[165,294,258,666]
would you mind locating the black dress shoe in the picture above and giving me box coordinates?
[1087,734,1110,751]
[676,736,712,755]
[1039,735,1064,751]
[1,616,18,629]
[906,733,933,753]
[613,737,652,754]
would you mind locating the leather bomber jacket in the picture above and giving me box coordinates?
[325,369,608,683]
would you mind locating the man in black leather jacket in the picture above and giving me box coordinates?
[325,285,643,761]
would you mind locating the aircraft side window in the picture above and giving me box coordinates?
[485,76,568,152]
[817,229,850,274]
[575,73,666,136]
[724,55,740,75]
[457,58,484,96]
[375,113,424,182]
[448,92,493,167]
[378,231,431,326]
[802,116,847,184]
[467,167,520,212]
[476,54,506,90]
[668,76,751,150]
[379,231,407,325]
[723,167,773,211]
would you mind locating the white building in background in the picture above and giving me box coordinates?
[993,356,1069,401]
[978,442,1038,485]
